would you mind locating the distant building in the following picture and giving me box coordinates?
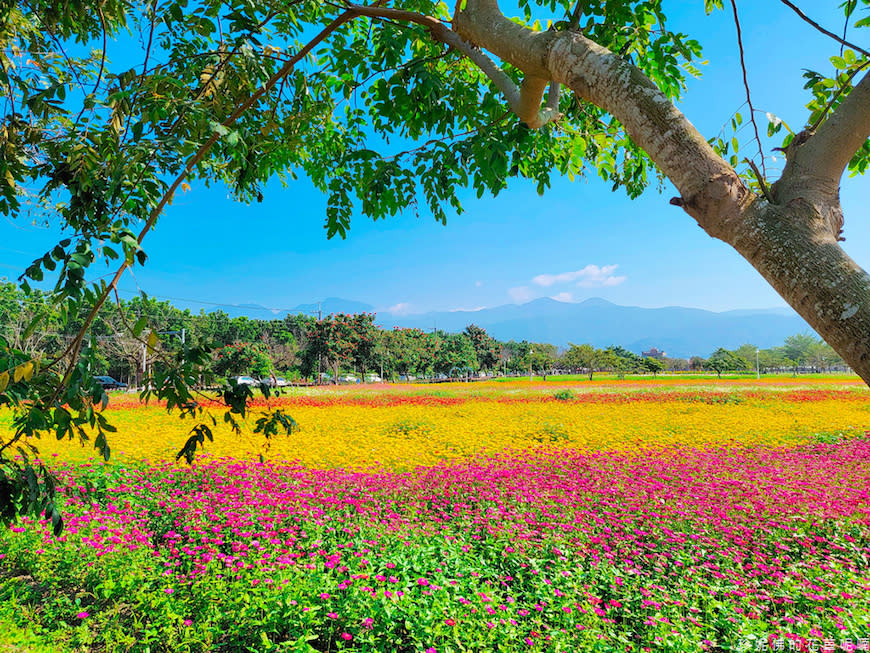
[642,347,666,359]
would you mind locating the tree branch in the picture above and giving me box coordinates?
[779,0,870,58]
[455,0,747,239]
[346,3,560,128]
[789,70,870,185]
[729,0,765,179]
[809,59,870,133]
[46,9,359,407]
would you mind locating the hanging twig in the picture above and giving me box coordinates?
[779,0,870,58]
[729,0,766,180]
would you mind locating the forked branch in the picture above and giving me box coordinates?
[345,3,561,128]
[785,70,870,185]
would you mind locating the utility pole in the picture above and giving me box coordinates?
[316,302,322,384]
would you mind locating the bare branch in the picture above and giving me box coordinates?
[141,0,159,78]
[94,5,107,95]
[729,0,765,179]
[779,0,870,58]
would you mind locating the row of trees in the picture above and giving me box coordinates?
[1,282,846,385]
[561,336,846,381]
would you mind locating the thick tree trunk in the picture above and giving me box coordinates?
[451,0,870,384]
[727,198,870,383]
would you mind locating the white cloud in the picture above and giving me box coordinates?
[475,280,482,287]
[448,305,487,313]
[550,292,574,303]
[533,264,626,288]
[509,285,535,302]
[385,302,414,315]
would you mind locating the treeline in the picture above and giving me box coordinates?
[561,338,846,380]
[0,282,847,385]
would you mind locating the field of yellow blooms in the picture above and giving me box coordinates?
[3,376,866,470]
[3,376,870,652]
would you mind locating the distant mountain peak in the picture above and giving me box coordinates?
[578,297,616,307]
[383,297,811,358]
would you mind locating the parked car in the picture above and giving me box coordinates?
[364,373,382,383]
[229,375,258,386]
[94,376,127,390]
[338,374,360,384]
[260,376,290,387]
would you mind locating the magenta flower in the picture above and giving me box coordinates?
[76,612,89,619]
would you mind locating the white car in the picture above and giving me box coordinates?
[364,374,382,383]
[260,377,290,387]
[339,374,360,384]
[229,376,258,386]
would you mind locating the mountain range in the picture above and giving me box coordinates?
[209,297,812,359]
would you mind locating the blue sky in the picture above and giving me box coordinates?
[2,1,868,317]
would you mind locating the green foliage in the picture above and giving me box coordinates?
[463,324,500,372]
[604,345,642,379]
[300,313,377,380]
[432,331,478,376]
[212,341,272,377]
[553,389,575,401]
[706,347,749,378]
[640,356,665,377]
[562,343,605,380]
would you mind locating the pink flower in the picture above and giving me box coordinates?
[417,578,429,586]
[363,617,374,628]
[76,612,89,619]
[340,633,352,641]
[183,619,192,626]
[328,613,339,619]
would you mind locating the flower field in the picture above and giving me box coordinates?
[1,378,869,651]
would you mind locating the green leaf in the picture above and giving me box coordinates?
[51,505,63,536]
[133,316,148,337]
